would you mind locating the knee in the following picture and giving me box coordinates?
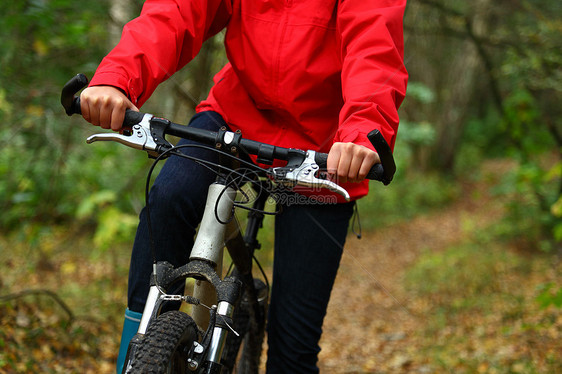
[148,182,185,210]
[147,180,205,225]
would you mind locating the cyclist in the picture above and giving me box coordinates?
[79,1,408,372]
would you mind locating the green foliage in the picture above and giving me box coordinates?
[456,87,561,250]
[454,109,505,171]
[405,81,436,105]
[499,1,562,93]
[76,190,139,251]
[489,160,562,251]
[398,81,437,168]
[0,0,109,101]
[397,120,436,148]
[0,0,151,238]
[1,0,98,227]
[490,3,562,248]
[500,89,554,156]
[0,109,148,232]
[488,89,561,248]
[536,282,562,309]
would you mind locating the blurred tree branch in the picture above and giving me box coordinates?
[0,289,75,325]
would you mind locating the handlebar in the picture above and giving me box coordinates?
[61,74,396,185]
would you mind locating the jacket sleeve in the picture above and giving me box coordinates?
[335,0,408,151]
[89,0,232,107]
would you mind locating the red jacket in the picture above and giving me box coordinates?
[90,0,408,201]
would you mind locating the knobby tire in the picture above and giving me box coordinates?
[130,311,198,374]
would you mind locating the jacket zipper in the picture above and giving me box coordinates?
[272,0,292,107]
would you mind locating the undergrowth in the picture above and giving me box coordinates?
[403,238,561,373]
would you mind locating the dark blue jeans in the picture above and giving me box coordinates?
[128,111,354,373]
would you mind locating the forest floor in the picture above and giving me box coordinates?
[1,160,561,373]
[318,161,561,373]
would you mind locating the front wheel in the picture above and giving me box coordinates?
[130,311,198,374]
[221,278,268,374]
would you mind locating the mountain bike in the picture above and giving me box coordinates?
[61,74,396,374]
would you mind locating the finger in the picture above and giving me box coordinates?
[347,152,364,183]
[99,97,113,130]
[89,99,102,128]
[336,148,353,184]
[347,145,373,182]
[358,151,380,181]
[117,99,140,132]
[326,145,341,178]
[111,102,127,132]
[85,93,105,128]
[80,91,91,123]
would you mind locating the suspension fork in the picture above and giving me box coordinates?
[190,182,237,329]
[201,182,271,373]
[187,181,241,371]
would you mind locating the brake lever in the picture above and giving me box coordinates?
[85,113,166,158]
[272,151,350,201]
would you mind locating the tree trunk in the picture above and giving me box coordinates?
[430,0,491,172]
[109,0,133,47]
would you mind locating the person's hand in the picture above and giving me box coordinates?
[327,142,380,183]
[80,86,139,132]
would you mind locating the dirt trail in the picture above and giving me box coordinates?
[318,180,505,373]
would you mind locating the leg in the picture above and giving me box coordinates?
[266,200,355,374]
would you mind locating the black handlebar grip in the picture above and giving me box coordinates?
[368,163,385,181]
[123,110,146,128]
[61,73,88,116]
[314,152,329,169]
[366,129,396,185]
